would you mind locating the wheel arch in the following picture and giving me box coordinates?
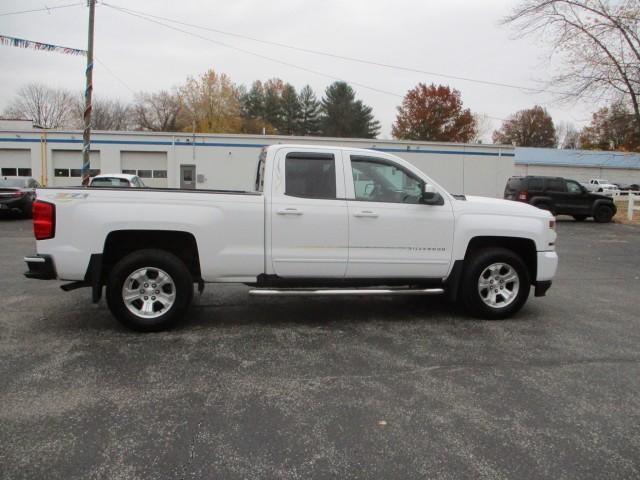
[100,230,202,289]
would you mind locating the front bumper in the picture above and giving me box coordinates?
[24,254,57,280]
[536,251,558,281]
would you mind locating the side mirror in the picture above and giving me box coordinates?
[422,184,444,206]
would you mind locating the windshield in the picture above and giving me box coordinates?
[0,177,27,188]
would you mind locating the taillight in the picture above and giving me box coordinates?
[518,191,528,201]
[33,200,55,240]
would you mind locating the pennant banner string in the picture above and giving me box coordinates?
[0,34,86,56]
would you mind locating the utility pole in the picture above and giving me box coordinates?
[81,0,96,186]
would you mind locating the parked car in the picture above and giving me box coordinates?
[613,182,640,192]
[504,175,617,222]
[581,178,620,196]
[0,176,39,217]
[24,144,558,331]
[89,173,146,188]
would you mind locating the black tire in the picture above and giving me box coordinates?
[106,249,193,332]
[461,247,531,320]
[572,215,587,222]
[536,203,556,217]
[593,204,614,223]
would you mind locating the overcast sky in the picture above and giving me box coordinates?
[0,0,597,139]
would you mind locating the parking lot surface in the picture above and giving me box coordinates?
[1,216,639,479]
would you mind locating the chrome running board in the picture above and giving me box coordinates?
[249,288,445,297]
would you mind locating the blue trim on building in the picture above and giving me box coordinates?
[0,137,513,157]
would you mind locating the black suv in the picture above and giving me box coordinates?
[504,176,617,223]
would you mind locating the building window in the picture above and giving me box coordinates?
[122,169,136,175]
[153,170,167,178]
[18,168,32,177]
[1,168,17,176]
[54,168,69,177]
[138,170,152,178]
[70,169,82,177]
[89,169,100,177]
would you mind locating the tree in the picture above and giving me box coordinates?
[278,84,302,135]
[492,106,557,147]
[504,1,640,136]
[133,90,184,132]
[4,83,74,128]
[392,83,476,142]
[262,78,286,133]
[471,113,493,144]
[556,121,580,149]
[579,102,640,151]
[320,81,380,138]
[298,85,322,136]
[72,97,132,131]
[179,69,243,133]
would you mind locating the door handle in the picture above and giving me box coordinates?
[277,207,304,215]
[354,210,378,218]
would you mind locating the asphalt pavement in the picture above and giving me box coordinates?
[1,215,639,479]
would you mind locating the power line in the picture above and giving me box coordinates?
[0,2,83,17]
[102,3,404,100]
[102,2,574,98]
[95,57,136,95]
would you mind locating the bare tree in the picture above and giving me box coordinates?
[4,83,75,128]
[471,113,494,143]
[71,96,133,131]
[555,120,580,148]
[132,90,185,132]
[504,1,640,134]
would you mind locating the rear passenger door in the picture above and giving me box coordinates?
[545,178,568,213]
[269,148,348,278]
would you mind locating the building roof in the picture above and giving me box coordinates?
[516,147,640,169]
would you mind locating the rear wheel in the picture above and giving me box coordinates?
[106,249,193,331]
[572,215,587,222]
[461,248,531,320]
[593,204,614,223]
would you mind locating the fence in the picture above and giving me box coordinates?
[628,194,640,221]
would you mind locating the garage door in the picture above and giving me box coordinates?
[0,149,32,177]
[51,150,100,187]
[121,151,168,188]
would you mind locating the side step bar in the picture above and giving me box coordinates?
[249,288,445,297]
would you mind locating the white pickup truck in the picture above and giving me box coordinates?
[582,178,620,196]
[24,144,558,331]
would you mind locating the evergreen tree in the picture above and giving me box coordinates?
[263,78,285,133]
[297,84,321,136]
[280,84,302,135]
[320,82,380,138]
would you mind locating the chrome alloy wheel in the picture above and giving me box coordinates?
[122,267,176,319]
[477,262,520,309]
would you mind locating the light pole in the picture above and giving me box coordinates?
[81,0,96,186]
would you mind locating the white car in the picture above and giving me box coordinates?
[89,173,146,188]
[24,144,558,331]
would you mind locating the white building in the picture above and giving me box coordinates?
[0,128,515,197]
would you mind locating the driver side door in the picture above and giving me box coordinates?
[345,154,454,278]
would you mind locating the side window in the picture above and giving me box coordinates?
[285,153,336,199]
[351,156,423,204]
[566,180,582,194]
[546,178,566,192]
[528,178,543,190]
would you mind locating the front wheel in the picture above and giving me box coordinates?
[106,249,193,331]
[461,248,531,320]
[593,204,614,223]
